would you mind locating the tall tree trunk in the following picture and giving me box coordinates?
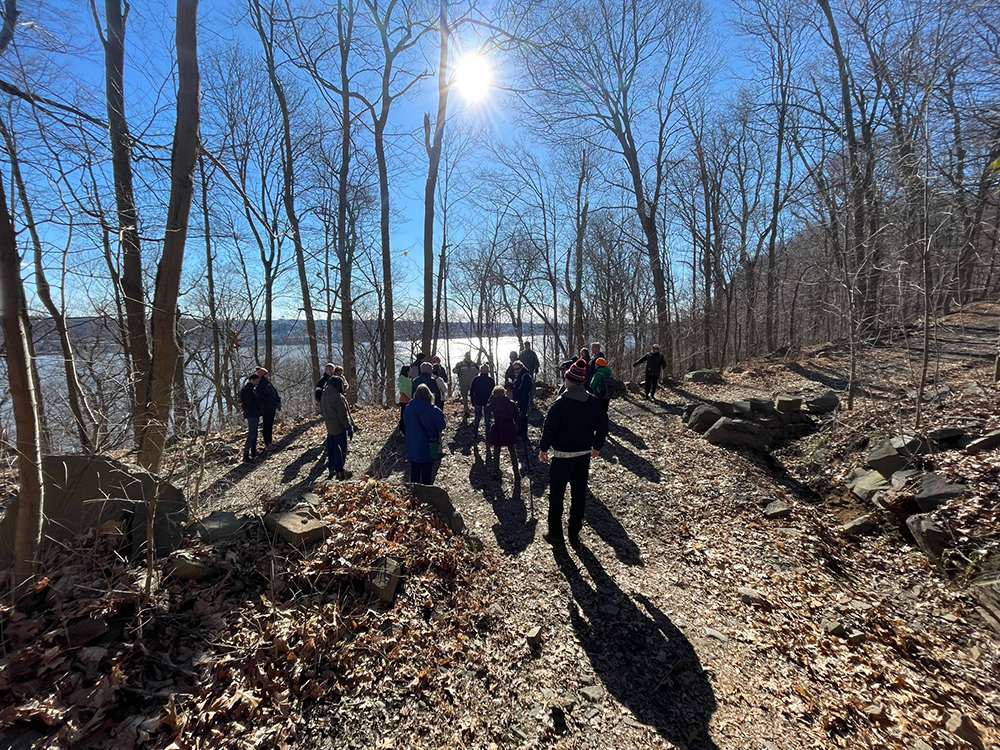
[198,155,224,419]
[138,0,200,471]
[375,118,395,406]
[421,0,449,355]
[336,0,357,393]
[101,0,153,448]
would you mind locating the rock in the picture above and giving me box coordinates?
[821,619,846,637]
[806,390,840,414]
[850,469,891,502]
[763,501,791,519]
[774,395,802,413]
[906,514,951,563]
[890,469,919,490]
[748,397,778,415]
[686,404,724,433]
[967,429,1000,455]
[945,711,985,750]
[738,587,767,607]
[300,492,321,506]
[863,704,890,725]
[264,511,330,546]
[732,400,752,417]
[0,454,189,564]
[66,616,109,648]
[866,439,910,479]
[909,741,933,750]
[927,427,971,450]
[890,433,927,457]
[189,511,244,543]
[365,556,402,603]
[914,472,966,512]
[526,626,542,648]
[684,369,724,384]
[704,418,773,451]
[168,550,219,581]
[846,631,866,647]
[404,483,465,534]
[580,686,604,703]
[704,627,728,643]
[840,514,876,536]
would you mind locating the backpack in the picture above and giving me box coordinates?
[605,374,624,399]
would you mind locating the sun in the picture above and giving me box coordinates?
[454,54,492,102]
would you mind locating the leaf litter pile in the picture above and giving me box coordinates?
[0,480,513,749]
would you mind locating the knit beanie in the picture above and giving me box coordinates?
[566,358,588,384]
[596,357,607,367]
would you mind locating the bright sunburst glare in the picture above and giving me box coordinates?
[455,54,492,102]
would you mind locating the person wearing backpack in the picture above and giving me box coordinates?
[633,344,666,399]
[589,357,613,413]
[403,384,446,484]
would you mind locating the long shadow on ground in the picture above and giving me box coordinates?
[553,544,718,749]
[583,489,643,565]
[364,434,408,479]
[469,446,537,553]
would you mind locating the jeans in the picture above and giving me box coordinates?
[547,454,591,537]
[491,444,518,477]
[244,416,259,458]
[472,404,491,438]
[326,432,348,473]
[460,385,471,415]
[262,407,277,446]
[410,460,433,484]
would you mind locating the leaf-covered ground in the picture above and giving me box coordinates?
[2,302,999,749]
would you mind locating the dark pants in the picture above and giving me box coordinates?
[517,402,529,438]
[410,460,433,484]
[472,404,491,439]
[244,416,259,458]
[399,402,407,435]
[645,373,658,398]
[491,444,518,477]
[548,454,591,537]
[326,432,347,473]
[262,407,277,446]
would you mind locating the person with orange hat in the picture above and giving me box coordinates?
[588,357,613,413]
[538,358,608,547]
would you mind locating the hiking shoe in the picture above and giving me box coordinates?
[568,531,582,547]
[542,531,565,546]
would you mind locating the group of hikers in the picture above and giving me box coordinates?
[239,340,667,545]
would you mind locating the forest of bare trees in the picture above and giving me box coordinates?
[0,0,998,578]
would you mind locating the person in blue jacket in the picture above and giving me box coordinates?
[403,384,446,484]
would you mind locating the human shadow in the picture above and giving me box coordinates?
[601,438,661,484]
[364,434,408,479]
[583,490,643,565]
[469,446,537,553]
[755,451,823,504]
[553,545,718,749]
[608,419,648,450]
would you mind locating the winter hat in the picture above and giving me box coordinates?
[566,358,588,384]
[420,362,433,374]
[432,356,441,363]
[596,357,607,367]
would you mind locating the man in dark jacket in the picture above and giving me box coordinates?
[633,345,666,399]
[518,341,540,378]
[315,363,336,404]
[255,366,282,450]
[470,364,495,441]
[511,360,533,438]
[411,362,441,406]
[240,373,261,462]
[587,342,604,381]
[538,358,609,546]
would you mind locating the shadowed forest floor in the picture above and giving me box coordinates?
[2,303,999,749]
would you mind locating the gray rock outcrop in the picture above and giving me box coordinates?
[905,514,951,563]
[685,369,724,384]
[914,473,965,512]
[686,404,724,433]
[703,418,773,451]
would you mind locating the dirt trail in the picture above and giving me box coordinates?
[186,302,1000,749]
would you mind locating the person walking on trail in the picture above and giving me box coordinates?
[589,357,613,413]
[412,362,442,407]
[255,366,282,450]
[240,372,262,463]
[486,385,519,479]
[633,345,666,400]
[321,375,356,480]
[397,365,413,436]
[404,384,446,485]
[539,358,609,547]
[315,363,336,405]
[519,341,540,378]
[470,364,495,442]
[504,351,519,397]
[511,360,533,438]
[453,352,479,418]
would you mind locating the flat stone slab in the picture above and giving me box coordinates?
[850,469,891,502]
[365,556,402,603]
[169,550,219,581]
[840,514,877,536]
[264,511,330,546]
[704,418,773,451]
[866,439,909,479]
[774,395,802,413]
[189,511,245,543]
[763,501,791,519]
[967,429,1000,455]
[915,472,965,512]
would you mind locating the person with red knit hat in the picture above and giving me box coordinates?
[538,357,609,547]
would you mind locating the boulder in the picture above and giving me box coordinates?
[365,556,402,603]
[703,418,773,451]
[763,501,791,519]
[849,470,891,502]
[0,454,188,564]
[890,469,919,490]
[168,550,219,581]
[806,391,840,414]
[866,439,909,479]
[404,483,465,533]
[264,510,330,546]
[686,404,724,433]
[914,472,965,512]
[967,429,1000,455]
[732,400,752,417]
[684,369,724,384]
[626,380,643,394]
[748,397,778,415]
[774,395,802,413]
[905,514,951,563]
[189,511,245,543]
[840,514,877,536]
[890,433,927,457]
[738,587,768,607]
[927,427,971,451]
